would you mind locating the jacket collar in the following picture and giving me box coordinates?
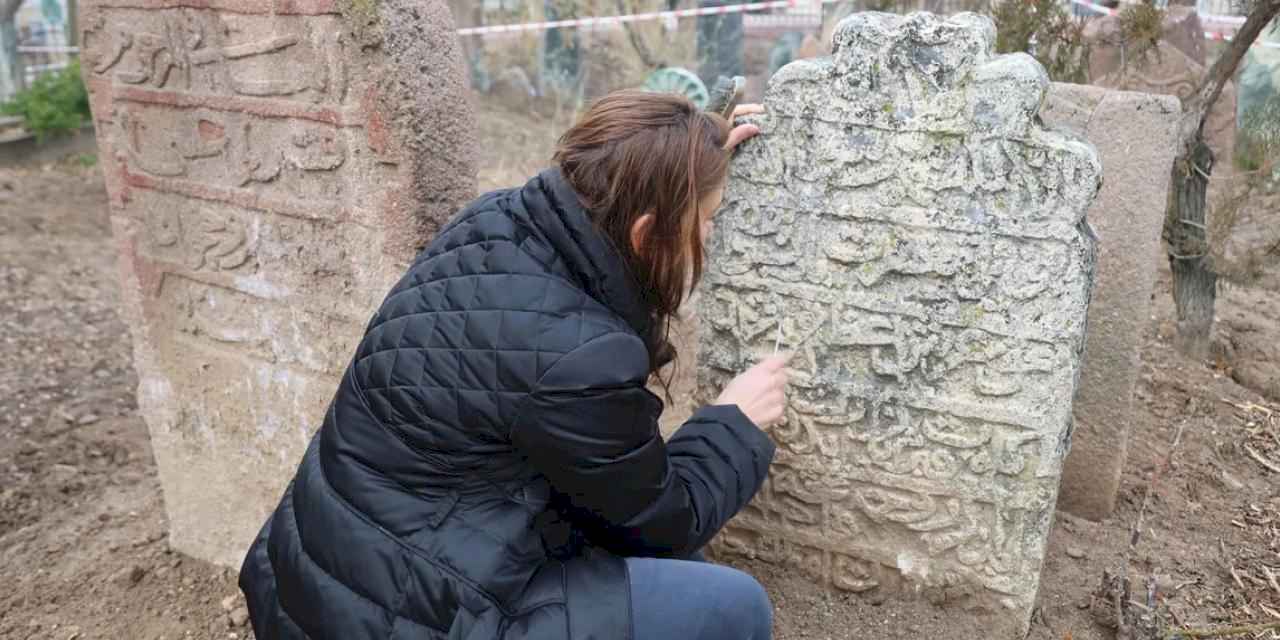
[520,168,659,353]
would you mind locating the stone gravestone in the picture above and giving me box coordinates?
[696,0,745,87]
[697,12,1100,636]
[542,0,582,93]
[78,0,476,568]
[1085,26,1233,183]
[1041,85,1181,521]
[1238,43,1279,128]
[1084,6,1207,75]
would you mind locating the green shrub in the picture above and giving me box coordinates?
[991,0,1091,83]
[1,60,91,142]
[1116,2,1166,69]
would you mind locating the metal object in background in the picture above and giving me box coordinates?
[643,66,711,108]
[706,74,745,119]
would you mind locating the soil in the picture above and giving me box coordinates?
[1,139,1277,639]
[0,165,244,640]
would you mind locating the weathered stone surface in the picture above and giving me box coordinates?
[1092,40,1236,185]
[79,0,477,567]
[697,13,1100,637]
[1041,84,1181,521]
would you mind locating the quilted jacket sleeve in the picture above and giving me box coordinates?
[511,331,776,558]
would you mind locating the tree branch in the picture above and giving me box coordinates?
[1181,0,1280,144]
[1165,619,1280,638]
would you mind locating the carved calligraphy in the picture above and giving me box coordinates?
[81,0,477,568]
[698,13,1099,636]
[85,10,349,103]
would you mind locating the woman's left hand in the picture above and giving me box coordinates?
[725,104,765,151]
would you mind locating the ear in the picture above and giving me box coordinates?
[629,212,656,256]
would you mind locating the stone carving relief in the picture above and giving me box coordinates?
[84,9,349,103]
[697,13,1099,636]
[80,0,477,569]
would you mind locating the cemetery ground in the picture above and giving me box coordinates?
[1,104,1278,640]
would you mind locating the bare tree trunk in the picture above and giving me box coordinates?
[1163,0,1280,358]
[1166,139,1216,359]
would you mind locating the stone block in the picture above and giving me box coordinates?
[1091,40,1236,182]
[697,13,1100,637]
[79,0,476,568]
[1041,84,1181,521]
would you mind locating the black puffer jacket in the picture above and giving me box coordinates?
[239,168,776,639]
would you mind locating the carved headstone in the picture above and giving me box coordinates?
[79,0,477,568]
[1041,84,1181,521]
[697,13,1100,636]
[542,0,582,92]
[1238,45,1279,128]
[696,0,746,88]
[1084,6,1207,71]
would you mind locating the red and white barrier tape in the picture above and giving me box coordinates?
[1205,29,1280,47]
[1068,0,1279,47]
[456,0,799,36]
[1082,0,1249,24]
[461,0,1273,50]
[1197,11,1247,25]
[30,0,1270,52]
[1069,0,1119,16]
[17,45,80,54]
[743,13,824,30]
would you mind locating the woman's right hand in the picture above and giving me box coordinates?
[714,354,790,428]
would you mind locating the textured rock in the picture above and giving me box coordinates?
[1092,40,1236,186]
[1041,84,1181,521]
[79,0,476,567]
[697,13,1100,637]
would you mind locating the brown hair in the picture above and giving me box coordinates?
[554,90,731,383]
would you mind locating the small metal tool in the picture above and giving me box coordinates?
[773,315,785,356]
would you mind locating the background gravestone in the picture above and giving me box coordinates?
[696,0,745,87]
[1238,38,1280,130]
[1041,84,1181,521]
[79,0,477,568]
[1086,23,1237,190]
[542,0,583,93]
[1084,6,1207,76]
[697,12,1100,637]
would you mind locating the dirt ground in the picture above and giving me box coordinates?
[2,133,1278,639]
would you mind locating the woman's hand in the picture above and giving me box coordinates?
[714,353,790,428]
[724,104,765,151]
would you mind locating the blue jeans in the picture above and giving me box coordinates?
[627,555,773,640]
